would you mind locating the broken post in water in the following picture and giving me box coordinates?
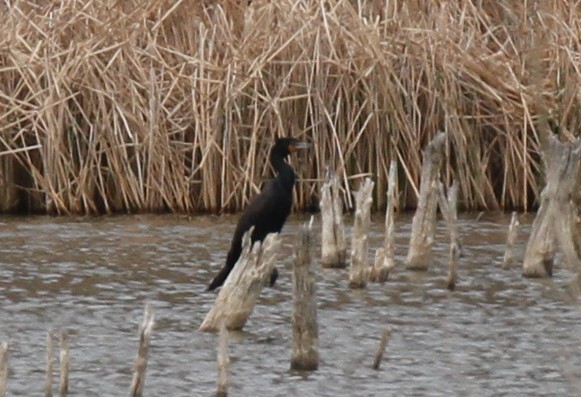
[372,328,392,370]
[406,132,446,271]
[45,332,54,397]
[59,330,69,397]
[199,231,280,332]
[291,218,319,371]
[0,343,7,397]
[502,212,520,270]
[372,160,398,282]
[349,178,375,289]
[523,132,581,277]
[129,304,155,397]
[438,181,460,290]
[216,324,230,397]
[320,168,347,268]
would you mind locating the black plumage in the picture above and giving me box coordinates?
[207,137,310,291]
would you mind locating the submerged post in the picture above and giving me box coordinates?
[438,181,460,290]
[216,324,230,397]
[523,134,581,277]
[45,332,54,397]
[372,160,398,282]
[349,178,375,289]
[199,231,280,332]
[129,304,155,397]
[58,330,69,397]
[502,212,520,270]
[406,132,446,270]
[0,343,7,397]
[320,168,347,268]
[372,328,392,370]
[291,218,319,371]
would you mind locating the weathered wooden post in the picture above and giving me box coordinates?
[320,168,347,268]
[438,181,460,290]
[59,330,69,397]
[502,212,519,270]
[349,178,375,289]
[0,343,7,397]
[45,332,54,397]
[291,218,319,371]
[372,328,391,370]
[199,230,280,332]
[523,134,581,277]
[372,160,398,282]
[406,132,446,271]
[216,324,230,397]
[129,304,155,397]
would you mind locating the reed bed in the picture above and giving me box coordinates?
[0,0,579,214]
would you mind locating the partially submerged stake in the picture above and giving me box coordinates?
[372,160,398,282]
[523,133,581,277]
[216,324,230,397]
[438,181,460,290]
[59,330,69,397]
[130,304,155,397]
[502,212,520,270]
[200,230,280,332]
[0,342,7,397]
[349,178,375,289]
[45,332,54,397]
[372,328,392,370]
[291,218,319,371]
[320,168,347,268]
[406,132,446,271]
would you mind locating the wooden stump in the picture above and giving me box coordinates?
[45,332,54,397]
[320,168,347,268]
[129,305,155,397]
[372,160,398,282]
[0,343,7,397]
[372,328,392,370]
[349,178,375,289]
[438,181,460,290]
[216,324,230,397]
[199,231,280,332]
[405,132,446,271]
[291,219,319,371]
[523,134,581,277]
[59,330,69,397]
[502,212,519,270]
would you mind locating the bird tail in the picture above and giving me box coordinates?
[206,265,230,291]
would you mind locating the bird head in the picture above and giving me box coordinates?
[273,137,311,157]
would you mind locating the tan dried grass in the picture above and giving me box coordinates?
[0,0,579,214]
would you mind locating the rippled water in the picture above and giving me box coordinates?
[0,213,580,396]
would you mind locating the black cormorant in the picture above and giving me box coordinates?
[206,137,311,291]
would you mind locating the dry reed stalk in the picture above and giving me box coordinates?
[59,330,69,397]
[523,133,581,278]
[502,212,520,270]
[130,304,155,397]
[199,231,280,332]
[0,1,579,214]
[405,132,446,271]
[349,178,374,289]
[0,343,7,397]
[372,328,391,370]
[45,331,54,397]
[291,218,319,371]
[216,323,229,397]
[438,181,460,291]
[371,159,397,282]
[320,168,347,268]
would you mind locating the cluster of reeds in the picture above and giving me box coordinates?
[0,0,579,214]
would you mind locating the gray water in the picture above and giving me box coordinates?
[0,213,580,396]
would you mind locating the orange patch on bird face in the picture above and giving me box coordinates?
[288,144,298,153]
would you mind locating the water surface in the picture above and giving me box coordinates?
[0,213,580,396]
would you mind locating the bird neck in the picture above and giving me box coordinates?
[270,152,295,191]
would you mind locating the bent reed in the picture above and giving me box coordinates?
[0,0,579,214]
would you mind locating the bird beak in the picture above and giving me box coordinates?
[290,142,312,152]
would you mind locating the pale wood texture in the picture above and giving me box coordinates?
[502,212,520,270]
[320,169,347,268]
[349,178,375,288]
